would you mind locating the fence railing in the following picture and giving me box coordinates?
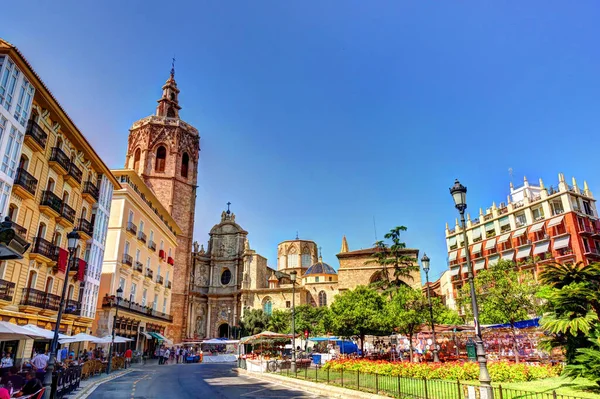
[248,362,587,399]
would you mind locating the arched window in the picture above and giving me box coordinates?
[53,232,62,248]
[167,107,176,118]
[56,137,63,150]
[262,297,273,316]
[370,270,386,284]
[7,204,18,222]
[46,178,55,192]
[37,223,47,239]
[155,146,166,172]
[287,248,298,268]
[62,191,69,206]
[301,252,312,267]
[45,277,54,293]
[27,270,37,289]
[67,284,74,300]
[181,153,189,178]
[133,148,141,172]
[19,154,29,171]
[221,269,232,285]
[318,291,327,307]
[81,207,87,220]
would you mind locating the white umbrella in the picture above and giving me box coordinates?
[59,333,103,344]
[98,335,133,344]
[22,324,70,340]
[0,321,45,341]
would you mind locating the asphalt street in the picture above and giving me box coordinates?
[87,362,331,399]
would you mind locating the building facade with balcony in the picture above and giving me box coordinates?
[94,169,180,350]
[445,174,599,303]
[0,39,120,359]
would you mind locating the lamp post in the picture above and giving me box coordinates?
[450,179,493,398]
[106,286,123,374]
[421,253,440,363]
[43,230,80,399]
[227,307,231,339]
[289,270,297,373]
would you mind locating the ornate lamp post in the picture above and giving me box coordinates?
[106,286,123,374]
[450,179,493,397]
[421,253,440,362]
[227,307,231,339]
[289,270,297,373]
[43,230,80,399]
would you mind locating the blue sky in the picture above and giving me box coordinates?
[3,1,600,282]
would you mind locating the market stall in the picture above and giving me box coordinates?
[238,331,300,372]
[201,338,239,363]
[308,337,359,364]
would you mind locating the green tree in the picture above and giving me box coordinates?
[431,297,463,325]
[563,331,600,387]
[386,285,428,361]
[239,308,269,336]
[294,305,329,338]
[267,309,291,333]
[367,226,419,298]
[457,259,540,363]
[328,286,387,352]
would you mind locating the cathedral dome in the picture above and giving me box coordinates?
[304,260,337,275]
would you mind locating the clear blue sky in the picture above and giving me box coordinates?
[3,1,600,282]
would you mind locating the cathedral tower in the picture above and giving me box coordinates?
[124,66,200,342]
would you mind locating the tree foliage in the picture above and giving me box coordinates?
[563,331,600,387]
[294,305,330,337]
[267,309,291,333]
[386,285,429,361]
[239,309,269,336]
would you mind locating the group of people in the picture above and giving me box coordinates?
[155,345,201,364]
[0,368,43,398]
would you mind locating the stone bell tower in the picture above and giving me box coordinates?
[124,63,200,342]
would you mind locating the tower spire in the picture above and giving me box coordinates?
[340,235,349,253]
[171,56,176,78]
[156,59,182,119]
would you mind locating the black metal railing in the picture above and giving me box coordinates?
[60,203,76,223]
[25,120,48,149]
[148,240,156,251]
[78,218,94,236]
[0,279,15,301]
[165,281,172,289]
[145,268,153,279]
[102,295,173,322]
[20,288,60,311]
[14,167,38,196]
[31,237,57,259]
[122,253,133,266]
[126,222,137,235]
[137,231,147,243]
[65,299,82,315]
[69,257,86,277]
[40,190,63,214]
[134,261,143,272]
[156,276,164,285]
[49,147,71,172]
[68,162,83,184]
[82,181,99,201]
[11,221,28,241]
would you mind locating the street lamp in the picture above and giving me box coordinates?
[421,254,440,363]
[289,270,297,373]
[227,307,231,339]
[106,286,123,374]
[450,179,493,397]
[43,229,80,399]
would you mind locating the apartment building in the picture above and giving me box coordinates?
[445,174,598,297]
[94,169,180,351]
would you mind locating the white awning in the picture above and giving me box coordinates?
[474,259,486,270]
[529,221,546,233]
[497,232,512,244]
[513,227,527,238]
[499,217,510,227]
[448,251,458,261]
[472,229,482,239]
[553,235,571,250]
[140,332,152,339]
[533,240,551,255]
[472,242,482,254]
[516,245,532,259]
[547,215,565,228]
[450,267,460,276]
[448,236,457,246]
[485,238,497,250]
[501,250,515,260]
[488,255,500,266]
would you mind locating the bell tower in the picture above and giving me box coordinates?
[124,64,200,342]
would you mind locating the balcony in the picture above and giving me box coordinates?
[102,295,173,322]
[13,168,38,199]
[498,207,508,215]
[39,190,62,218]
[0,279,16,302]
[48,147,71,175]
[24,120,48,152]
[82,181,99,202]
[64,299,82,316]
[165,281,172,289]
[11,221,28,242]
[156,275,164,285]
[20,288,60,314]
[77,218,94,238]
[483,214,493,221]
[159,249,165,260]
[122,253,133,266]
[56,202,76,227]
[134,261,143,273]
[145,268,153,279]
[137,231,147,243]
[584,246,600,258]
[29,237,57,263]
[66,162,83,186]
[148,240,156,252]
[126,222,137,235]
[69,258,86,278]
[167,256,174,265]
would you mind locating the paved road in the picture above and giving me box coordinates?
[87,363,330,399]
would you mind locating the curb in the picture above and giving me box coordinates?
[235,368,390,399]
[70,369,135,399]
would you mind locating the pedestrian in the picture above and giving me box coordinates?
[125,348,132,367]
[163,347,170,365]
[175,346,180,364]
[1,353,13,368]
[158,347,165,365]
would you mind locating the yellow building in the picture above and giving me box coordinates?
[94,169,180,350]
[0,39,120,360]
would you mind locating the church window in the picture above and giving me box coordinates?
[133,148,141,171]
[318,291,327,307]
[301,254,311,267]
[288,254,298,268]
[279,255,286,269]
[315,276,320,283]
[221,269,232,285]
[263,297,273,316]
[167,107,175,118]
[181,153,189,178]
[155,146,166,172]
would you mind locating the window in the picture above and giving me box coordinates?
[139,220,144,233]
[162,298,167,313]
[155,146,166,172]
[550,199,564,215]
[318,291,327,307]
[0,261,6,280]
[301,254,312,267]
[0,58,20,110]
[0,117,6,144]
[67,284,74,300]
[142,288,147,306]
[160,240,164,251]
[135,249,140,262]
[157,264,161,278]
[128,210,134,223]
[532,206,544,221]
[146,257,151,269]
[133,148,141,171]
[329,276,332,282]
[119,278,126,292]
[263,298,273,316]
[53,232,62,248]
[515,212,526,227]
[279,255,286,268]
[124,241,130,255]
[0,182,10,216]
[286,301,291,308]
[130,282,137,302]
[287,253,298,268]
[45,277,54,294]
[221,269,232,285]
[583,201,593,216]
[152,295,158,311]
[37,222,47,239]
[181,152,189,178]
[150,230,154,243]
[168,248,171,258]
[46,178,55,192]
[14,76,34,126]
[165,271,169,284]
[62,191,69,206]
[7,204,17,222]
[27,270,37,289]
[2,126,24,178]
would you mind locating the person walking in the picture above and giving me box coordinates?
[124,348,132,368]
[175,347,180,364]
[163,347,170,365]
[158,346,165,365]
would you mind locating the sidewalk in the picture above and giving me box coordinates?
[66,364,141,399]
